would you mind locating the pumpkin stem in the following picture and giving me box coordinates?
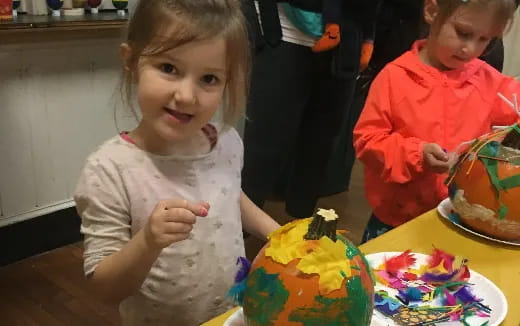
[304,208,338,241]
[502,124,520,150]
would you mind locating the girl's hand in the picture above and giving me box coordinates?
[423,143,451,174]
[143,199,210,250]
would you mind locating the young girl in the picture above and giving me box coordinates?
[354,0,519,242]
[74,1,280,325]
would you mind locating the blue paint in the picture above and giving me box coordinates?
[448,182,458,200]
[448,211,461,224]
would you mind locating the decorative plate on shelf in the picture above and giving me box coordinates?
[437,198,520,246]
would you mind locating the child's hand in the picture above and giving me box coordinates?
[423,143,450,173]
[144,199,210,250]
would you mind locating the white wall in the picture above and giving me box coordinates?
[503,10,520,79]
[0,34,135,226]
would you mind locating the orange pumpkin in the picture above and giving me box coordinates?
[242,209,374,326]
[448,126,520,240]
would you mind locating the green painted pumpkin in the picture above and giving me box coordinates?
[242,209,375,326]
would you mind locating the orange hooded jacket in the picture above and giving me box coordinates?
[354,40,519,226]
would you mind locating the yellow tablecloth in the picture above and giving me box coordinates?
[203,209,520,326]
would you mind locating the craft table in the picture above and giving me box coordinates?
[203,209,520,325]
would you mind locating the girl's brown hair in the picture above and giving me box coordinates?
[121,0,251,125]
[430,0,517,36]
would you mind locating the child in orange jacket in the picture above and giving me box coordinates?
[354,0,519,242]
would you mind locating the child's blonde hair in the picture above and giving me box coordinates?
[430,0,517,36]
[121,0,251,125]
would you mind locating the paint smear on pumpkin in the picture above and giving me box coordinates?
[345,276,373,325]
[340,234,376,285]
[243,267,289,326]
[345,240,361,259]
[287,276,372,326]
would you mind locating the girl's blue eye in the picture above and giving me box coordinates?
[202,74,218,85]
[160,63,176,74]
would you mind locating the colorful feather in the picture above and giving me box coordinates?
[421,270,458,284]
[443,288,457,306]
[385,250,416,275]
[227,279,247,305]
[403,272,418,281]
[454,286,479,304]
[457,264,471,282]
[476,311,491,318]
[428,248,455,272]
[370,249,489,325]
[422,260,469,285]
[433,281,469,298]
[449,309,463,321]
[398,287,423,302]
[234,257,251,282]
[227,257,252,305]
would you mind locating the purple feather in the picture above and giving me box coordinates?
[454,286,479,304]
[420,270,457,283]
[235,257,251,283]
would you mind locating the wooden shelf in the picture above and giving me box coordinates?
[0,11,127,33]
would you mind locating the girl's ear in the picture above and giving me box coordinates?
[424,0,440,25]
[120,43,132,72]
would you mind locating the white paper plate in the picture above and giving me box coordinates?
[437,198,520,246]
[224,253,508,326]
[367,252,508,326]
[223,308,245,326]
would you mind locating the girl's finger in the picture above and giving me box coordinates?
[163,221,194,234]
[198,201,210,211]
[431,148,448,161]
[163,233,190,244]
[160,199,208,217]
[164,208,197,224]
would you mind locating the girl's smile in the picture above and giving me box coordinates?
[164,107,195,124]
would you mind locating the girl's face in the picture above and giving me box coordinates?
[423,3,500,70]
[128,37,227,151]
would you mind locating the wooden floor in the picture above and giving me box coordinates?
[0,162,371,325]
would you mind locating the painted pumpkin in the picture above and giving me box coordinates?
[447,123,520,240]
[242,209,374,326]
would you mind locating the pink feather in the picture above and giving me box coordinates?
[443,288,457,306]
